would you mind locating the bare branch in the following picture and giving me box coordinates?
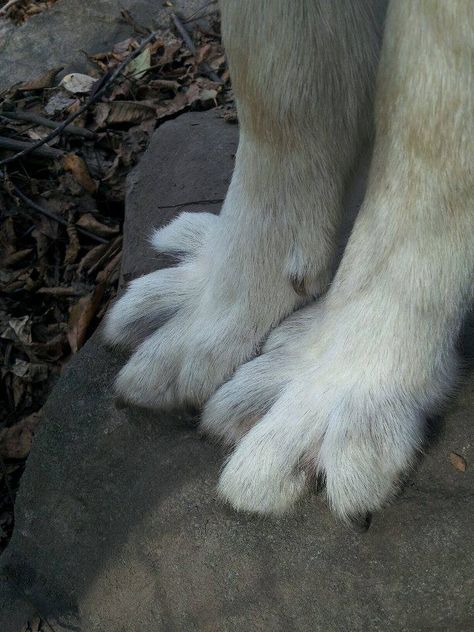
[2,110,96,139]
[0,29,160,167]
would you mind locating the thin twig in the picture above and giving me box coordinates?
[120,8,151,36]
[183,0,217,23]
[0,136,64,159]
[36,286,86,296]
[158,198,223,209]
[171,12,222,83]
[0,0,24,16]
[87,235,123,275]
[2,110,96,139]
[9,180,109,244]
[0,29,160,167]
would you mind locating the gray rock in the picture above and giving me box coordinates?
[0,0,208,91]
[1,111,473,632]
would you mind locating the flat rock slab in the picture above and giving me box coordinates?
[1,111,473,632]
[0,0,206,91]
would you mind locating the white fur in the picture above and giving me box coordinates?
[104,0,379,409]
[205,0,474,519]
[105,0,473,519]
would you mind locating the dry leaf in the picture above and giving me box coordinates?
[449,451,467,472]
[199,88,218,103]
[113,38,135,56]
[76,213,119,237]
[63,154,98,193]
[155,92,189,120]
[45,90,77,115]
[60,73,97,94]
[18,66,63,91]
[196,44,211,65]
[158,38,182,65]
[0,412,42,460]
[96,250,122,284]
[77,243,109,274]
[1,248,33,267]
[0,217,17,258]
[8,315,32,345]
[67,283,105,353]
[10,359,48,382]
[126,46,151,80]
[106,101,156,125]
[64,223,80,265]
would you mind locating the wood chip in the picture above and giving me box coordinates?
[449,452,467,472]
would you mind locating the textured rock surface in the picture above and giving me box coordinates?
[0,0,206,91]
[0,111,473,632]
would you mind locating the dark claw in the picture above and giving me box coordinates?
[315,472,326,493]
[290,274,308,297]
[114,395,129,410]
[347,512,372,533]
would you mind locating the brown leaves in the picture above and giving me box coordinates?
[0,412,41,460]
[449,451,467,472]
[63,154,98,193]
[67,283,105,353]
[76,213,119,238]
[17,66,63,91]
[0,5,226,555]
[98,101,156,126]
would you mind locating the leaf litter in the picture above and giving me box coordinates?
[0,3,235,555]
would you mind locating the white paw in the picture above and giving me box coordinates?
[103,207,320,409]
[103,212,216,350]
[202,301,456,520]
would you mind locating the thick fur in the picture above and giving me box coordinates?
[105,1,473,520]
[104,0,379,409]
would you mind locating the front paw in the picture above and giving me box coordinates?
[202,303,456,521]
[103,209,301,410]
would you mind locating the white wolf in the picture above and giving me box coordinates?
[104,1,473,525]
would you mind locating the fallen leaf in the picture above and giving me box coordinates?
[44,90,77,115]
[0,248,33,267]
[126,46,151,80]
[76,213,119,237]
[93,102,111,129]
[60,73,97,94]
[8,315,32,345]
[86,236,123,276]
[67,283,105,353]
[0,412,42,460]
[449,451,467,472]
[63,153,97,193]
[10,359,48,382]
[155,92,189,120]
[77,243,109,274]
[0,217,16,259]
[158,38,182,65]
[18,66,63,91]
[96,250,122,284]
[148,78,180,92]
[105,101,156,125]
[113,38,135,56]
[199,88,218,103]
[196,44,211,65]
[64,223,80,265]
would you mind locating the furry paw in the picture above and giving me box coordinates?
[103,210,320,409]
[202,302,455,520]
